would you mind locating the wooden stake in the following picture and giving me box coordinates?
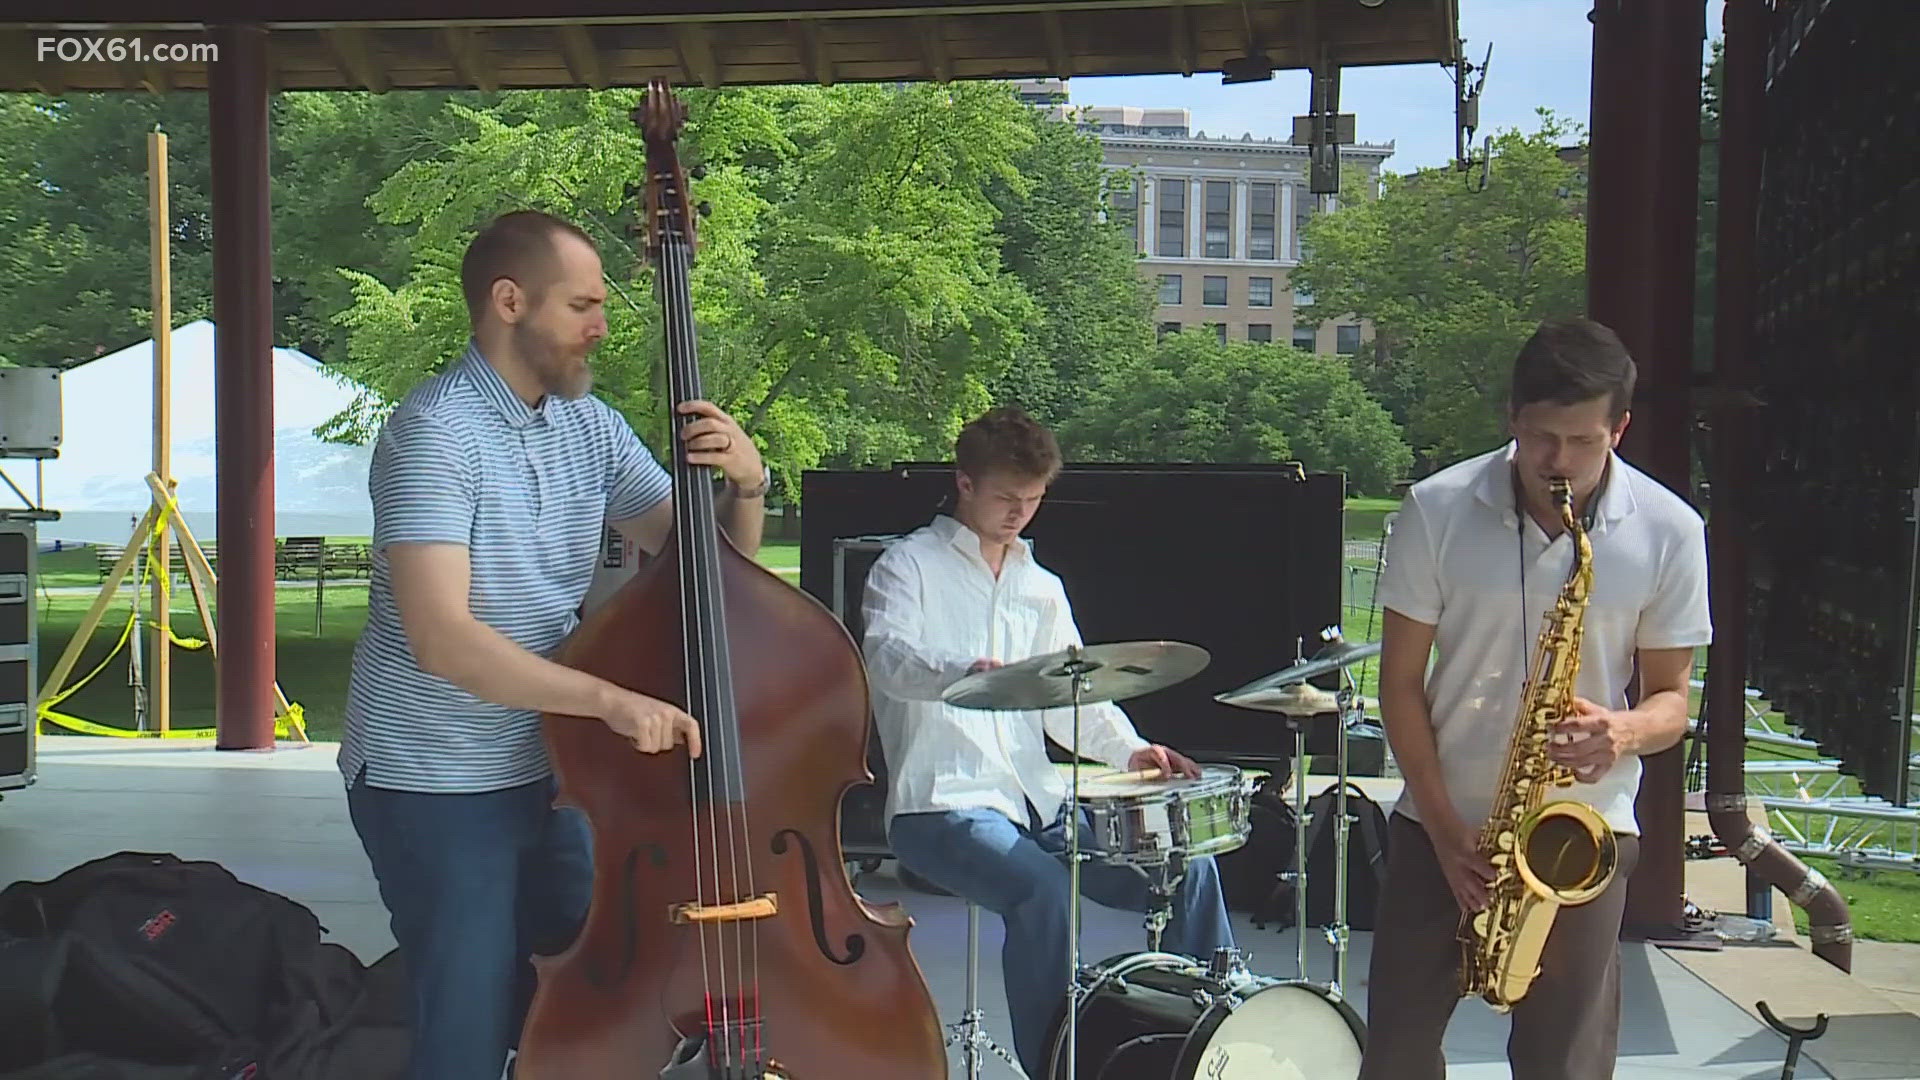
[37,506,161,702]
[148,131,173,736]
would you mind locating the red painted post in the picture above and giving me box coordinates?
[208,23,277,750]
[1587,0,1706,937]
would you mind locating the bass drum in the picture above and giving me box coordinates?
[1043,951,1365,1080]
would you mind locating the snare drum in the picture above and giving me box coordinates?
[1063,763,1252,866]
[1043,952,1365,1080]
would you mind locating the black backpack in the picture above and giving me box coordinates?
[0,852,408,1079]
[1216,779,1392,932]
[1215,772,1298,922]
[1298,781,1391,931]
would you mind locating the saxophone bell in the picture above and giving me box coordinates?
[1514,799,1618,906]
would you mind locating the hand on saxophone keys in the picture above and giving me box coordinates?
[1549,696,1632,782]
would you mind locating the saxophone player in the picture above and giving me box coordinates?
[1359,317,1712,1080]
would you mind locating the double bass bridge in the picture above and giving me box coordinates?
[669,892,780,925]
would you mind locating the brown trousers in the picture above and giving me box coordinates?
[1358,813,1642,1080]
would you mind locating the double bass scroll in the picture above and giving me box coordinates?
[513,80,949,1080]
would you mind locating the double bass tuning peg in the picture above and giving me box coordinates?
[697,202,712,219]
[689,164,707,180]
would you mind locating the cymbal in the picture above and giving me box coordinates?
[942,641,1210,711]
[1214,639,1381,712]
[1216,681,1343,717]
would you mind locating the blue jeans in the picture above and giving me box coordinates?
[346,770,593,1080]
[888,805,1235,1078]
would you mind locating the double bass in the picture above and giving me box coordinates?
[515,81,948,1079]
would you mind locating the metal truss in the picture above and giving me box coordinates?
[1688,679,1920,873]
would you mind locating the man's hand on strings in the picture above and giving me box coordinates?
[677,400,764,488]
[600,688,703,757]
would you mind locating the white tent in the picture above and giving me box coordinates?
[19,319,378,547]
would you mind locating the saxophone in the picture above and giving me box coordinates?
[1457,476,1620,1012]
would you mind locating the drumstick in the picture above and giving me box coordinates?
[1104,767,1167,783]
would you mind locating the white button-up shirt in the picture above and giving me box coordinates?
[860,515,1150,826]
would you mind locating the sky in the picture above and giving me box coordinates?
[1066,0,1726,174]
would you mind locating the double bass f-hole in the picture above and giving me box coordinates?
[511,80,949,1080]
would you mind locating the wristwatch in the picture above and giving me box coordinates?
[731,465,771,499]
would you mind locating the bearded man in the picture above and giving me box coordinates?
[338,210,770,1080]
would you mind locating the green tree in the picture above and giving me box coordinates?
[324,83,1046,492]
[1292,112,1588,469]
[1057,330,1412,495]
[0,94,215,368]
[982,108,1155,429]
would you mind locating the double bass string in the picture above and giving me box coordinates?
[668,229,766,1062]
[658,214,761,1070]
[658,220,727,1063]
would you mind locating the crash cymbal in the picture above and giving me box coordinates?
[942,641,1210,711]
[1215,681,1343,717]
[1215,639,1381,711]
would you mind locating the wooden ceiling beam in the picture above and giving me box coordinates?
[557,24,605,90]
[325,27,390,91]
[676,24,720,88]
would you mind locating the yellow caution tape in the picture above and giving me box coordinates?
[36,499,308,743]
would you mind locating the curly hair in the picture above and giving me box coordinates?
[954,406,1062,482]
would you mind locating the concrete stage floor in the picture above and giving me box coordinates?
[4,736,1914,1079]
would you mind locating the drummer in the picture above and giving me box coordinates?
[861,405,1236,1077]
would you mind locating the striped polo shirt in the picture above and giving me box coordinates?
[338,341,673,793]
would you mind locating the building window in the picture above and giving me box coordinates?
[1248,277,1273,307]
[1204,180,1232,258]
[1210,323,1228,344]
[1248,324,1272,342]
[1159,274,1182,304]
[1108,178,1138,247]
[1158,178,1186,258]
[1250,183,1276,260]
[1294,283,1314,307]
[1294,183,1313,261]
[1336,324,1363,355]
[1159,321,1182,338]
[1294,326,1318,351]
[1203,276,1227,306]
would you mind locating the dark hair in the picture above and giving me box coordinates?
[460,210,595,323]
[955,406,1062,483]
[1508,316,1638,419]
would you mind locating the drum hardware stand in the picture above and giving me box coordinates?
[938,639,1213,1080]
[1140,859,1186,953]
[1217,628,1380,1001]
[1325,670,1359,999]
[1062,645,1092,1080]
[1284,636,1314,984]
[948,902,1027,1078]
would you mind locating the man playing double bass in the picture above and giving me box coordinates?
[338,209,769,1080]
[861,405,1236,1078]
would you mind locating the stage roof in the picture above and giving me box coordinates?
[0,0,1459,94]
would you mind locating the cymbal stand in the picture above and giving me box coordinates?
[1062,645,1092,1080]
[1287,637,1311,983]
[1326,671,1357,998]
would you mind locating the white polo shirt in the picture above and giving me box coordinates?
[1374,442,1712,836]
